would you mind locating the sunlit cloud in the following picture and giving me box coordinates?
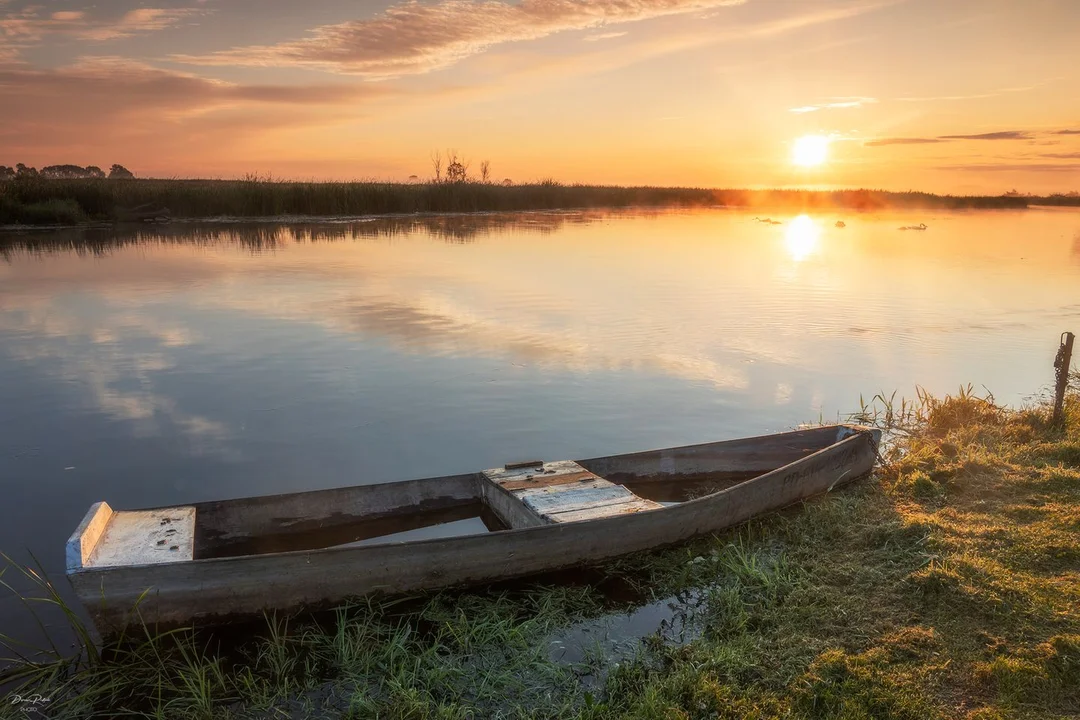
[894,84,1043,103]
[938,131,1031,141]
[0,57,395,157]
[789,97,876,113]
[583,31,628,41]
[1,0,906,183]
[173,0,748,77]
[85,8,203,40]
[863,137,943,146]
[457,2,894,106]
[937,162,1080,173]
[1054,129,1080,135]
[0,5,201,42]
[865,130,1035,147]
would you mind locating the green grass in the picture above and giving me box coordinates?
[2,389,1079,718]
[0,177,1035,225]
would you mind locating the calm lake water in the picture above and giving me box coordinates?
[1,207,1079,638]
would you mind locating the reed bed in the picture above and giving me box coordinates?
[0,177,1037,226]
[2,388,1078,718]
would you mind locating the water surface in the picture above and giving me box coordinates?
[2,207,1078,638]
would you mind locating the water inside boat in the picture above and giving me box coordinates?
[347,508,506,547]
[623,472,759,504]
[196,501,506,559]
[191,472,765,559]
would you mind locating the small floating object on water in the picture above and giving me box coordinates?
[753,217,783,225]
[115,203,171,224]
[835,221,846,228]
[898,223,928,231]
[65,425,882,638]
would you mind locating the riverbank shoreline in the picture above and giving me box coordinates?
[5,177,1071,227]
[2,387,1077,718]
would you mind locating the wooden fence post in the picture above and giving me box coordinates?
[1053,331,1075,426]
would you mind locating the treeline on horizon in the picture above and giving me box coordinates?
[0,163,135,180]
[2,169,1079,226]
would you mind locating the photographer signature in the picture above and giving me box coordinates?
[10,694,51,715]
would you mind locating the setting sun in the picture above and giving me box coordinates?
[792,135,830,167]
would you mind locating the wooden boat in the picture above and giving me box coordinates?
[66,424,881,637]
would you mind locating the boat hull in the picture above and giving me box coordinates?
[67,426,880,636]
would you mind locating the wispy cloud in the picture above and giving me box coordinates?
[584,30,628,41]
[85,8,202,41]
[866,130,1034,147]
[0,56,391,107]
[0,57,395,160]
[938,162,1080,173]
[863,137,943,146]
[789,97,876,113]
[894,84,1043,103]
[0,6,201,42]
[0,43,19,62]
[938,130,1031,141]
[458,2,895,101]
[1054,129,1080,135]
[173,0,747,77]
[1041,152,1080,159]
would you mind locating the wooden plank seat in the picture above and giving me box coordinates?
[67,503,196,570]
[482,460,662,525]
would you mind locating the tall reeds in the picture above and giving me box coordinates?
[0,176,1036,226]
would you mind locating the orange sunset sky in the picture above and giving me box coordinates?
[1,0,1078,193]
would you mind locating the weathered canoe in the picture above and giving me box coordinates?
[66,424,880,637]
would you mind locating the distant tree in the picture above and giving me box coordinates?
[480,160,490,183]
[0,165,14,180]
[430,150,443,183]
[407,174,420,184]
[109,164,135,179]
[85,165,106,179]
[502,178,512,186]
[41,164,93,179]
[16,163,38,178]
[445,149,469,183]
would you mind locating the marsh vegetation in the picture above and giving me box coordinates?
[2,174,1054,226]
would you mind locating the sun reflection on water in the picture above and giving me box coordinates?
[784,214,821,262]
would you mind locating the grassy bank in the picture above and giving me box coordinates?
[2,389,1079,718]
[0,178,1041,225]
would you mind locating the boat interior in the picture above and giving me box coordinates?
[71,425,859,569]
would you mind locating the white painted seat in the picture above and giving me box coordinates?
[81,507,196,568]
[482,460,661,524]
